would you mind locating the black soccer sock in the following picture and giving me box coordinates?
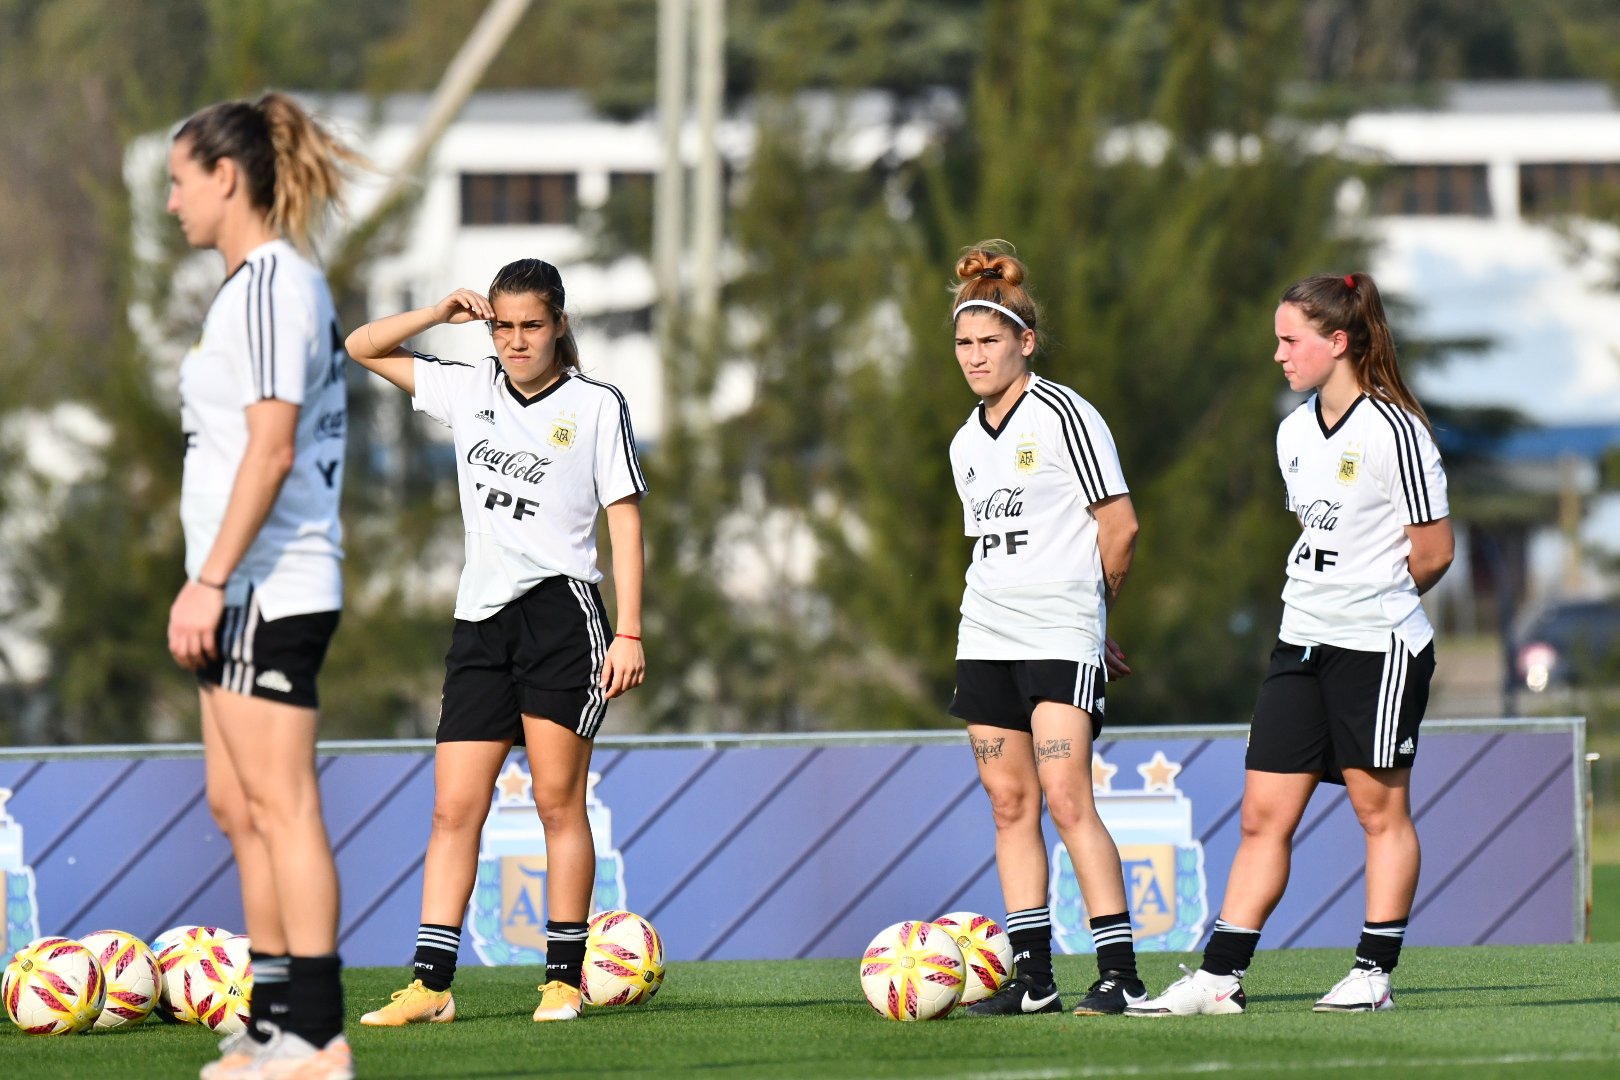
[1004,906,1054,987]
[1202,919,1261,977]
[1088,912,1138,980]
[1354,918,1408,972]
[412,923,461,992]
[545,920,589,989]
[246,952,289,1043]
[287,954,345,1050]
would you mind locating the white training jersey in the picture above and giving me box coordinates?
[949,373,1129,661]
[1276,393,1449,654]
[179,239,346,621]
[412,355,647,621]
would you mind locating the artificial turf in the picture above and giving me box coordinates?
[1,942,1616,1079]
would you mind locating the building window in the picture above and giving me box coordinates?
[460,173,578,226]
[1520,162,1620,217]
[1373,164,1491,217]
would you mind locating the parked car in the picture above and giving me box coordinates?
[1515,600,1620,692]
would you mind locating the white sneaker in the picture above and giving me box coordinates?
[253,1030,354,1080]
[198,1028,262,1079]
[1124,964,1246,1016]
[1313,966,1394,1012]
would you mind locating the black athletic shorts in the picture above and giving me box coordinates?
[437,575,612,745]
[197,592,339,710]
[1247,637,1436,783]
[948,658,1105,735]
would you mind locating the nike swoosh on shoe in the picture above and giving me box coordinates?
[1022,991,1059,1013]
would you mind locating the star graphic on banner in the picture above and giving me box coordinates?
[1137,751,1183,792]
[1091,753,1118,792]
[495,762,532,805]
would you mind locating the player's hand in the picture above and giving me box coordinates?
[600,636,645,699]
[432,289,494,325]
[167,581,224,672]
[1103,637,1132,679]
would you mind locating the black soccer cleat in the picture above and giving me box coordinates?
[963,971,1063,1016]
[1071,970,1149,1015]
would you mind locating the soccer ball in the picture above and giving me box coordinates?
[580,910,665,1006]
[150,924,198,957]
[2,936,107,1035]
[931,911,1013,1005]
[154,925,232,1023]
[859,920,964,1021]
[182,933,253,1034]
[79,930,159,1030]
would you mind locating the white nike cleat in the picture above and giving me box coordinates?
[1124,964,1246,1016]
[1313,966,1394,1012]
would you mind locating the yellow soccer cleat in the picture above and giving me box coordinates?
[359,980,456,1027]
[531,980,582,1022]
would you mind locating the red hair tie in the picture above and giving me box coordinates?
[1343,273,1357,290]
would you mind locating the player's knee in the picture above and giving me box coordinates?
[1042,786,1095,833]
[430,795,489,836]
[983,784,1040,830]
[1352,802,1410,838]
[531,786,587,832]
[1238,804,1294,843]
[205,789,255,842]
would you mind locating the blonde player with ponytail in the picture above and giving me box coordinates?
[165,92,362,1079]
[1128,272,1453,1018]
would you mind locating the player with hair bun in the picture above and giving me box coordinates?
[945,241,1150,1016]
[346,257,647,1029]
[165,92,362,1079]
[1127,271,1453,1018]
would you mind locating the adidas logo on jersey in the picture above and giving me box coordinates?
[964,467,977,484]
[1398,737,1416,755]
[474,409,496,425]
[1287,456,1300,473]
[255,670,294,693]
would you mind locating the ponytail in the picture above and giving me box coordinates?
[1281,271,1432,435]
[175,92,364,252]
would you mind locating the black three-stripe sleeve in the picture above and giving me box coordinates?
[239,255,281,400]
[1369,399,1437,523]
[578,375,648,495]
[1030,383,1115,505]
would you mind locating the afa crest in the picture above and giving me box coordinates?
[0,789,42,959]
[468,761,627,966]
[1051,752,1209,953]
[1014,437,1038,474]
[1337,447,1362,486]
[549,416,579,450]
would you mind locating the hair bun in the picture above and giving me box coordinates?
[954,246,1025,288]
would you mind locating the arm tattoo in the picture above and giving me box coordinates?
[971,736,1005,764]
[1035,738,1073,765]
[1105,569,1127,604]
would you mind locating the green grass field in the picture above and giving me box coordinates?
[2,943,1617,1079]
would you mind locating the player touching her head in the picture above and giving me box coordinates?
[346,258,647,1027]
[1127,272,1453,1018]
[945,241,1149,1016]
[164,93,362,1079]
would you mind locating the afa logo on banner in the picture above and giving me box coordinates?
[0,789,42,957]
[468,761,627,966]
[1051,752,1209,953]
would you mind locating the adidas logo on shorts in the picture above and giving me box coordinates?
[474,409,496,424]
[255,670,294,693]
[1398,736,1415,755]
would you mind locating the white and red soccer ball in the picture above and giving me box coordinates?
[154,925,235,1024]
[78,929,160,1029]
[181,932,253,1033]
[859,919,965,1021]
[931,911,1013,1005]
[3,936,107,1035]
[581,909,665,1007]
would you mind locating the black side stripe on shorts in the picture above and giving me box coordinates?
[223,589,263,695]
[575,374,648,493]
[566,579,609,737]
[1029,383,1109,504]
[1374,635,1409,767]
[1369,399,1433,523]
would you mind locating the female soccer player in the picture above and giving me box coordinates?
[347,258,647,1027]
[164,94,360,1078]
[945,242,1148,1016]
[1127,272,1453,1017]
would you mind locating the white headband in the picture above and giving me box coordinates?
[952,299,1030,331]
